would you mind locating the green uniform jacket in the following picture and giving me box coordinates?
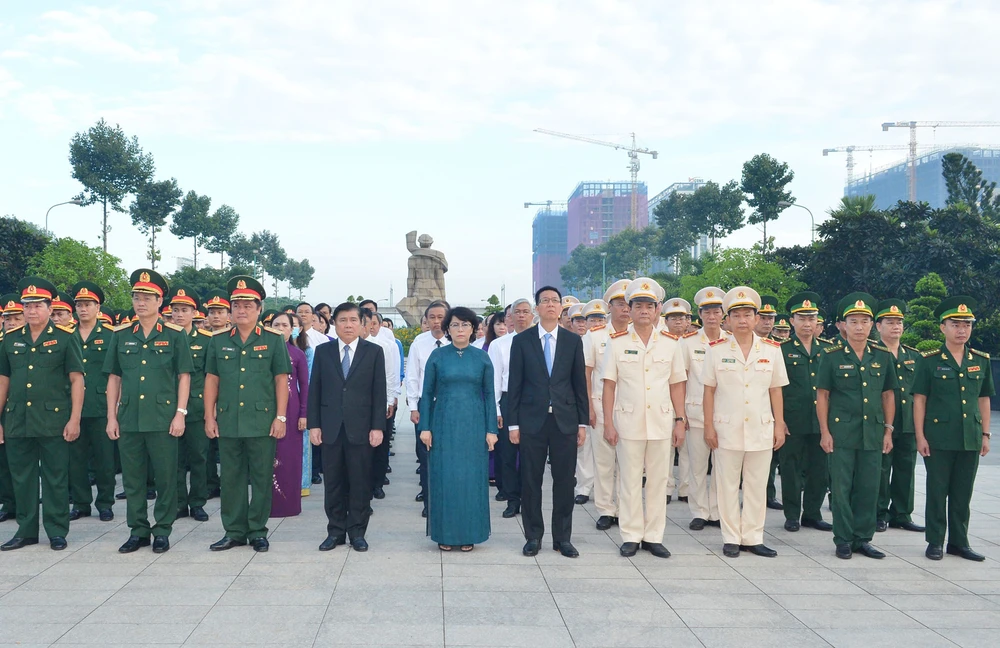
[75,323,112,418]
[103,319,194,433]
[912,346,995,451]
[817,341,898,451]
[0,322,84,438]
[888,344,919,434]
[205,325,291,438]
[780,333,827,435]
[185,327,213,423]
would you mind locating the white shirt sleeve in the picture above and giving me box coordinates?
[405,340,423,411]
[487,339,505,408]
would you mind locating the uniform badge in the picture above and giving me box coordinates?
[969,365,981,372]
[222,347,236,352]
[871,362,881,369]
[42,340,57,347]
[624,350,638,355]
[253,345,267,351]
[124,341,137,346]
[93,339,103,344]
[757,358,770,364]
[694,349,705,355]
[12,342,25,348]
[721,358,736,364]
[838,364,854,370]
[154,341,169,347]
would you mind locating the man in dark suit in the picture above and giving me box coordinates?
[508,286,589,558]
[307,303,386,552]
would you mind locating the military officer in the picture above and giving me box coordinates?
[662,297,692,504]
[817,293,896,560]
[568,303,588,337]
[913,296,994,561]
[574,298,608,507]
[0,277,84,551]
[204,276,291,552]
[50,292,75,328]
[2,295,23,331]
[681,287,726,530]
[105,269,193,554]
[600,277,686,558]
[203,289,231,498]
[559,295,580,330]
[874,299,924,533]
[772,315,791,340]
[583,280,630,531]
[0,295,19,524]
[67,281,116,522]
[193,309,207,329]
[756,296,778,339]
[168,285,213,523]
[703,287,788,558]
[778,292,834,532]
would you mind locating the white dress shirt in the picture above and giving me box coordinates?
[472,337,486,349]
[405,331,450,411]
[376,325,404,380]
[305,327,330,349]
[362,331,398,406]
[335,336,360,369]
[509,324,577,432]
[487,331,515,408]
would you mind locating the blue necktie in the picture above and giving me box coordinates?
[543,333,553,376]
[342,345,351,377]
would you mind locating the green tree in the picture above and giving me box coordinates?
[560,227,661,297]
[684,180,745,252]
[166,263,253,300]
[741,153,794,250]
[169,190,212,270]
[204,204,240,269]
[652,192,698,265]
[283,258,315,300]
[678,248,805,307]
[27,238,130,310]
[248,230,287,296]
[901,272,947,352]
[0,216,51,294]
[942,153,1000,219]
[129,178,182,269]
[69,118,155,252]
[226,233,257,270]
[483,294,503,315]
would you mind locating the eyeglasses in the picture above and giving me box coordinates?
[449,321,473,330]
[538,298,561,305]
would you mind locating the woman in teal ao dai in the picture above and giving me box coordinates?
[418,307,498,551]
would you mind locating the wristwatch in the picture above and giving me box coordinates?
[674,417,685,423]
[984,431,992,439]
[176,408,188,416]
[884,424,894,432]
[276,415,287,423]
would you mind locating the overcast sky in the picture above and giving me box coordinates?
[2,1,999,306]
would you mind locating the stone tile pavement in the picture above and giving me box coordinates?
[2,417,1000,647]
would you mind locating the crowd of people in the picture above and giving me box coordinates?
[0,270,992,566]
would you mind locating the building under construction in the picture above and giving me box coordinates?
[532,208,568,293]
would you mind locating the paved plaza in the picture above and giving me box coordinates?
[2,417,1000,648]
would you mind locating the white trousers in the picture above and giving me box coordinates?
[616,438,669,543]
[667,439,690,497]
[714,447,771,546]
[685,425,719,521]
[575,425,594,497]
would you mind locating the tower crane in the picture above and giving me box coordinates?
[822,144,925,186]
[881,121,1000,201]
[534,129,658,229]
[523,200,568,212]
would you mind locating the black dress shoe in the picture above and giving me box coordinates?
[926,544,944,560]
[766,498,783,510]
[312,474,323,485]
[210,537,247,551]
[689,518,707,530]
[0,511,12,523]
[620,542,639,557]
[856,542,885,559]
[835,543,852,559]
[191,507,209,522]
[146,489,156,500]
[784,520,800,532]
[705,519,721,527]
[115,491,127,500]
[502,502,520,519]
[641,541,671,558]
[596,515,613,531]
[383,476,390,484]
[677,496,688,503]
[119,536,151,553]
[319,535,346,551]
[801,518,833,531]
[666,495,672,505]
[251,537,269,552]
[69,509,91,521]
[522,539,540,556]
[98,509,114,522]
[350,537,368,552]
[574,495,589,505]
[49,536,67,551]
[372,487,385,500]
[947,544,986,562]
[495,492,508,502]
[553,541,579,558]
[207,487,221,499]
[421,506,428,518]
[1,536,38,551]
[741,544,778,557]
[152,536,170,553]
[175,507,189,519]
[876,520,888,532]
[889,520,926,532]
[415,493,425,502]
[723,543,740,557]
[611,516,619,526]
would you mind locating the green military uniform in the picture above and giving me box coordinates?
[817,294,898,552]
[777,293,831,527]
[874,299,921,529]
[0,295,17,523]
[203,288,231,497]
[67,282,116,519]
[0,278,84,547]
[205,276,291,546]
[103,269,193,542]
[913,296,995,555]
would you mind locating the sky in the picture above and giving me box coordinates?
[2,1,1000,307]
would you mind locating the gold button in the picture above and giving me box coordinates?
[240,385,244,389]
[241,368,245,372]
[140,377,145,381]
[897,364,901,368]
[745,384,749,388]
[31,348,35,352]
[962,400,967,404]
[645,368,649,372]
[647,405,651,409]
[900,387,905,392]
[813,386,817,390]
[28,365,32,370]
[811,372,815,377]
[864,415,868,420]
[745,401,749,405]
[240,402,244,407]
[860,366,865,371]
[143,344,147,349]
[26,402,31,407]
[83,359,87,363]
[902,399,907,404]
[83,345,88,349]
[142,360,146,365]
[140,395,145,400]
[942,376,947,380]
[744,367,749,371]
[26,383,31,388]
[959,373,964,378]
[242,350,246,355]
[835,417,840,422]
[745,417,749,421]
[863,398,868,403]
[964,413,968,418]
[54,408,58,412]
[844,373,849,377]
[863,382,868,387]
[934,419,939,423]
[646,386,650,390]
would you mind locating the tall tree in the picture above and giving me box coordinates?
[741,153,794,250]
[901,273,947,352]
[653,191,698,265]
[226,233,257,270]
[684,180,745,252]
[0,216,50,294]
[204,204,240,269]
[169,190,212,270]
[942,153,1000,219]
[129,178,182,269]
[560,227,661,296]
[27,238,131,310]
[284,258,315,299]
[69,118,155,252]
[678,248,805,307]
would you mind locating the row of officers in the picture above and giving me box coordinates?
[0,270,291,554]
[547,278,993,561]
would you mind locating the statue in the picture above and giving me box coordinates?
[395,231,448,326]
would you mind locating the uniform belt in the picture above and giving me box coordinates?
[548,405,553,414]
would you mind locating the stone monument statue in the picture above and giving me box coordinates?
[395,231,448,326]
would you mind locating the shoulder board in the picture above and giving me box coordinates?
[262,326,282,335]
[163,322,183,331]
[197,328,213,336]
[778,337,793,345]
[589,324,604,332]
[818,337,834,344]
[762,338,781,347]
[902,344,920,353]
[55,324,76,334]
[823,344,844,354]
[4,325,23,333]
[971,348,991,359]
[681,330,699,339]
[659,330,679,340]
[112,323,130,332]
[709,338,727,347]
[921,348,941,358]
[870,343,889,353]
[212,329,229,336]
[609,330,629,339]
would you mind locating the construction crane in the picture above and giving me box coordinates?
[822,145,918,186]
[881,121,1000,201]
[534,129,657,229]
[523,200,568,212]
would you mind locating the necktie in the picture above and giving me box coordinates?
[435,340,442,348]
[342,345,351,377]
[543,333,553,376]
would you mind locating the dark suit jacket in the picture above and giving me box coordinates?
[507,325,588,436]
[306,338,386,444]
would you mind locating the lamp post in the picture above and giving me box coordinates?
[778,200,814,244]
[45,199,83,235]
[600,252,607,293]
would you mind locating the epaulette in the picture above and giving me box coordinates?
[823,344,844,354]
[55,324,76,334]
[263,326,282,335]
[5,325,23,333]
[818,337,834,344]
[709,338,727,347]
[660,330,679,340]
[212,329,230,336]
[197,328,213,336]
[902,344,920,353]
[921,348,941,358]
[163,322,183,331]
[609,330,629,339]
[112,323,131,332]
[589,324,604,332]
[971,348,991,359]
[777,337,793,344]
[762,338,781,347]
[871,343,890,353]
[682,330,699,339]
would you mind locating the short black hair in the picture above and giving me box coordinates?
[534,285,562,305]
[332,302,360,321]
[358,299,377,311]
[424,300,448,319]
[383,319,394,329]
[504,303,512,315]
[359,307,374,324]
[296,302,313,312]
[443,307,480,342]
[316,302,331,313]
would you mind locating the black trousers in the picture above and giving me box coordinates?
[371,415,392,490]
[520,414,577,543]
[323,429,374,541]
[497,393,520,503]
[415,400,428,498]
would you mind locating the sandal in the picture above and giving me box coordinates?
[438,544,453,551]
[460,545,474,552]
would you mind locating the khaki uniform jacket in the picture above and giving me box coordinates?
[583,323,613,405]
[680,328,730,426]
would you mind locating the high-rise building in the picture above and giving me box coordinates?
[566,182,648,253]
[647,178,709,274]
[532,208,568,293]
[847,147,1000,209]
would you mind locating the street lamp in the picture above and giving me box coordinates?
[778,200,814,244]
[45,199,83,235]
[600,252,607,293]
